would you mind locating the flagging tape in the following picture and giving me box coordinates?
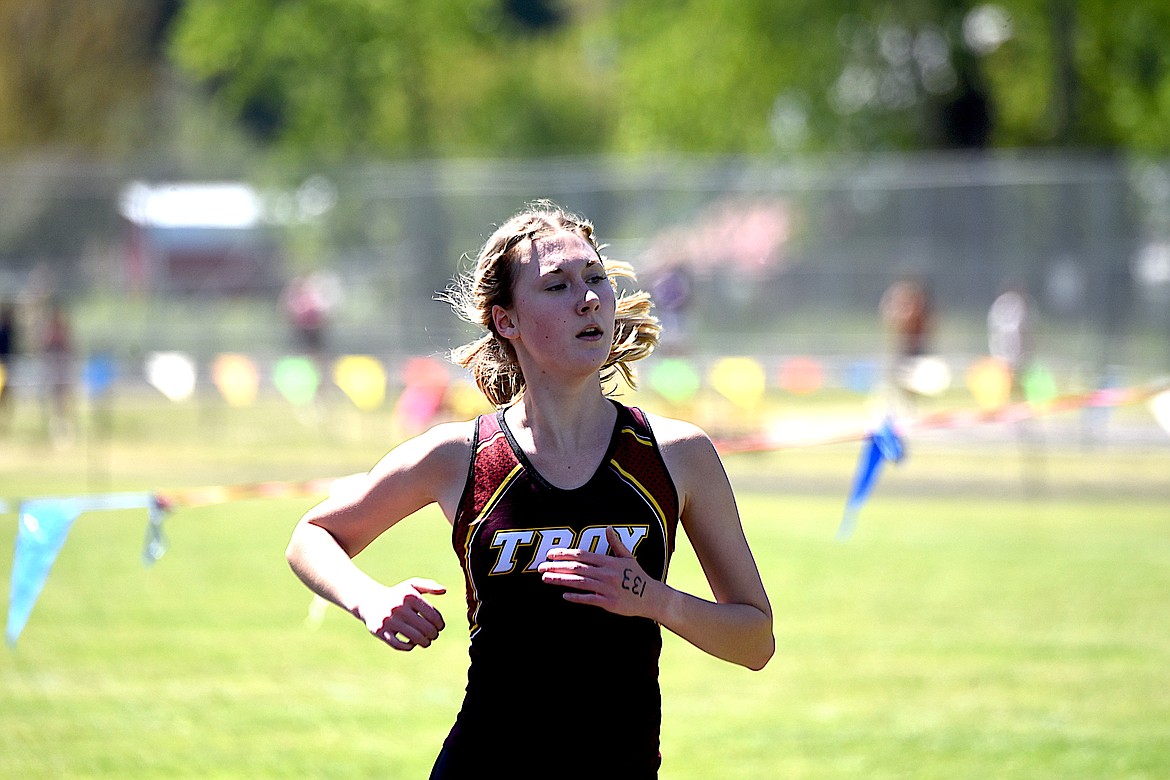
[713,379,1170,454]
[156,476,353,510]
[4,380,1167,645]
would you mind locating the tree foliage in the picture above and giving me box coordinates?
[984,0,1170,152]
[2,0,1169,158]
[168,0,613,162]
[0,0,178,152]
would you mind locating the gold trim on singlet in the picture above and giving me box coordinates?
[463,461,524,636]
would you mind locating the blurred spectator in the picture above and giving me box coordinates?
[988,283,1037,399]
[281,271,340,358]
[649,261,693,353]
[880,274,935,410]
[0,300,18,431]
[989,282,1047,494]
[42,300,75,447]
[880,275,933,359]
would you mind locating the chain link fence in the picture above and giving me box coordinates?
[2,152,1168,397]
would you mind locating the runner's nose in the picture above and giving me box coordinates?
[579,288,600,314]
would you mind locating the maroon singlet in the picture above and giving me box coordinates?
[431,401,679,779]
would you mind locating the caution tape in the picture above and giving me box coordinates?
[155,476,356,511]
[713,378,1170,454]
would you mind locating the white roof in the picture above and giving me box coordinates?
[118,182,263,229]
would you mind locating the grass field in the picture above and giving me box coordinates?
[2,390,1169,778]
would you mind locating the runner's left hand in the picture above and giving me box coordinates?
[538,526,661,618]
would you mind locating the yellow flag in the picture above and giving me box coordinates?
[333,355,387,411]
[212,354,260,407]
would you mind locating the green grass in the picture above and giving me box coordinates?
[664,494,1170,779]
[2,392,1169,778]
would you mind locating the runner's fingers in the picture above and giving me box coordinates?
[379,621,430,649]
[540,569,619,596]
[543,547,608,565]
[537,558,592,575]
[540,571,589,588]
[403,593,446,631]
[374,610,441,648]
[384,632,417,651]
[400,608,443,642]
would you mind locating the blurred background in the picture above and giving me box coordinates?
[3,6,1170,778]
[1,0,1168,447]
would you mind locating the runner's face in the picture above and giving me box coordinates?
[493,231,616,378]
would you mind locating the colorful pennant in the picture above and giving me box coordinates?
[333,355,387,411]
[5,376,1167,648]
[7,493,161,646]
[837,419,905,541]
[211,353,260,407]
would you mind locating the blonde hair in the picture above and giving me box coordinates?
[442,201,660,408]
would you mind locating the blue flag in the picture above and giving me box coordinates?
[7,493,156,646]
[837,419,905,541]
[7,499,80,645]
[141,499,170,566]
[83,353,118,398]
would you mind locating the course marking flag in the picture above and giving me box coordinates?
[837,419,905,541]
[333,355,387,411]
[709,357,766,410]
[273,356,320,406]
[7,493,157,646]
[83,354,118,398]
[212,353,260,407]
[5,376,1165,646]
[146,351,197,402]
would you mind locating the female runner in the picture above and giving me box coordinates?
[286,201,773,778]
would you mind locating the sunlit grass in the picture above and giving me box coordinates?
[1,392,1168,778]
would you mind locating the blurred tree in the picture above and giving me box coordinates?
[597,1,846,153]
[982,0,1170,153]
[168,0,609,162]
[165,0,1170,158]
[1,0,1167,160]
[0,0,180,152]
[501,0,567,32]
[598,0,1170,154]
